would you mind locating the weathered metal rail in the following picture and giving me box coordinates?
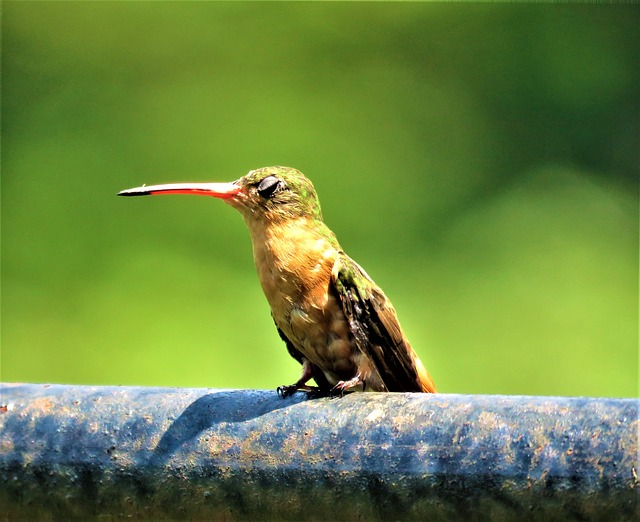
[0,383,637,521]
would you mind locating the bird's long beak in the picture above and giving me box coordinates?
[117,182,241,199]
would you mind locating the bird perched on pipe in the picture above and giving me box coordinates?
[118,166,436,396]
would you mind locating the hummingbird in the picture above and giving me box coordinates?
[118,166,436,396]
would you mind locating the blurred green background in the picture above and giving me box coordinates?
[2,3,638,397]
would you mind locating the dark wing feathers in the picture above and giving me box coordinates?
[331,257,424,392]
[274,317,332,391]
[274,317,304,365]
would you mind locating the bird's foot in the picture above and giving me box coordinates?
[331,373,364,397]
[277,384,321,398]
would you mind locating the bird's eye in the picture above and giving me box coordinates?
[257,176,284,199]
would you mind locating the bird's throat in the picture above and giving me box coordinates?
[248,218,341,329]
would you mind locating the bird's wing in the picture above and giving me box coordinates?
[331,256,435,392]
[274,317,304,364]
[273,317,332,391]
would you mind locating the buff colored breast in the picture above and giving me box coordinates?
[250,218,358,384]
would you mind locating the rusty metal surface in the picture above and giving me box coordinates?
[0,383,637,521]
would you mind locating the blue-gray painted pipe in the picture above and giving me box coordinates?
[0,383,637,520]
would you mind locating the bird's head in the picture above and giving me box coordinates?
[118,166,323,226]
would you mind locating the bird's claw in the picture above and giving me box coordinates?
[277,385,299,398]
[330,374,365,397]
[277,384,323,399]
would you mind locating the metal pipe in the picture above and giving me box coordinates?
[0,383,637,520]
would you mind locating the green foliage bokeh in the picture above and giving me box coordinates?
[2,3,638,397]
